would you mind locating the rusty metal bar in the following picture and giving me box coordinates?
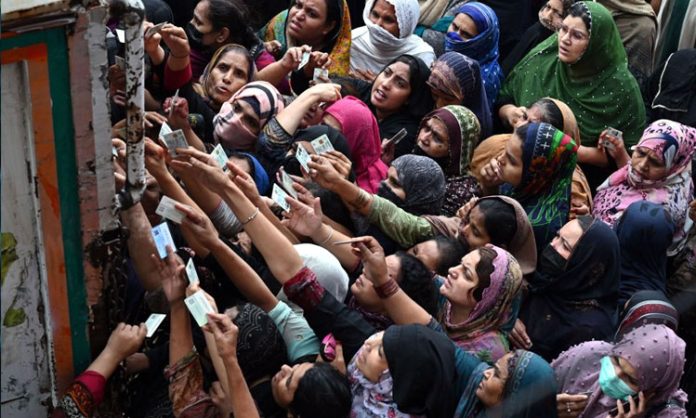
[109,0,146,210]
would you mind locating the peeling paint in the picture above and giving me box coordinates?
[3,307,26,328]
[1,232,19,286]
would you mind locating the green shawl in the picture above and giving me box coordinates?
[498,1,645,147]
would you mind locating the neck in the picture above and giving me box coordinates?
[449,303,472,324]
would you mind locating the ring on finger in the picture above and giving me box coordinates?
[566,402,572,413]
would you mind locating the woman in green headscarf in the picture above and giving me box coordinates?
[497,1,645,190]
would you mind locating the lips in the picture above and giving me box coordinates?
[559,46,569,56]
[372,88,387,102]
[289,19,302,32]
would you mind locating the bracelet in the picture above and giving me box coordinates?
[169,51,189,59]
[241,207,260,225]
[318,225,334,245]
[374,279,399,299]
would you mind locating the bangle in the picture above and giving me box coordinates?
[241,207,260,225]
[169,51,189,59]
[374,279,399,299]
[318,225,334,245]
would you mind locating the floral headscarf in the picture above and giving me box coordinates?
[440,245,523,361]
[594,119,696,251]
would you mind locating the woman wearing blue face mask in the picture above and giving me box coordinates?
[552,324,688,418]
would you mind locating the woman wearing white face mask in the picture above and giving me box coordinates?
[350,0,436,79]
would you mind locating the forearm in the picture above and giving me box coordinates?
[203,331,230,399]
[167,54,190,72]
[380,286,432,325]
[255,61,292,89]
[183,126,206,152]
[86,349,122,379]
[147,46,166,66]
[120,203,162,291]
[169,301,194,365]
[332,178,374,216]
[219,184,304,283]
[577,145,609,167]
[367,196,436,248]
[223,357,260,418]
[274,90,319,136]
[310,223,359,270]
[209,239,278,312]
[259,199,300,245]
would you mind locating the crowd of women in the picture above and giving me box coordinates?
[56,0,695,417]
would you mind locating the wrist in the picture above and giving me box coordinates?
[374,278,399,299]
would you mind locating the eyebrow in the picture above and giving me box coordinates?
[505,149,517,164]
[393,75,408,85]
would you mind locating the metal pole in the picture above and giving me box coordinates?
[109,0,146,210]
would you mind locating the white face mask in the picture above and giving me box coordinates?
[366,19,404,49]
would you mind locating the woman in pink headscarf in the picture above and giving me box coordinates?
[213,81,285,151]
[323,96,389,193]
[593,119,696,253]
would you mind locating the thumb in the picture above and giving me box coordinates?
[313,197,323,216]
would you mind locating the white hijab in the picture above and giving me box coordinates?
[350,0,436,73]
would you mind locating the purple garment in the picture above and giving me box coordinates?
[552,324,688,418]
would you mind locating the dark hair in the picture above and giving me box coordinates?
[567,2,592,32]
[304,182,356,234]
[560,0,575,16]
[290,0,343,50]
[576,215,593,232]
[531,98,564,130]
[377,55,434,117]
[476,199,518,249]
[205,0,262,53]
[473,246,497,302]
[433,236,469,276]
[291,362,351,418]
[395,252,439,317]
[513,122,531,143]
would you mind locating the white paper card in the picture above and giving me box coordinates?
[159,121,173,139]
[156,196,185,224]
[162,130,187,156]
[313,67,329,82]
[116,28,125,43]
[151,222,175,259]
[279,169,298,198]
[169,88,180,118]
[186,258,200,285]
[145,313,166,338]
[211,144,228,170]
[145,22,166,38]
[272,184,291,212]
[184,290,214,327]
[295,143,311,173]
[298,51,311,70]
[311,134,334,154]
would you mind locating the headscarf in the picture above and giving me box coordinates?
[347,350,409,418]
[499,1,646,148]
[324,96,388,193]
[373,54,434,120]
[593,119,696,251]
[427,52,492,138]
[196,44,256,108]
[261,0,352,76]
[232,303,288,384]
[502,122,578,255]
[615,290,679,342]
[213,81,285,150]
[615,201,676,305]
[648,49,696,127]
[424,195,538,275]
[295,244,349,301]
[522,218,620,361]
[418,105,481,177]
[390,155,446,215]
[383,324,458,418]
[500,350,558,418]
[240,152,271,195]
[440,245,523,361]
[444,2,503,107]
[350,0,436,73]
[553,325,688,418]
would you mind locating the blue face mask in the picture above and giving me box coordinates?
[598,356,637,400]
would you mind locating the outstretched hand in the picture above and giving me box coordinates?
[350,236,389,286]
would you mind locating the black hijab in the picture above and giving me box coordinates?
[383,324,457,418]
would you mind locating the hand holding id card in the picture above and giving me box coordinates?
[295,143,311,173]
[156,196,185,224]
[311,134,334,154]
[184,290,215,327]
[151,222,175,259]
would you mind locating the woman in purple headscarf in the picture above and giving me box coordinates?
[553,324,688,418]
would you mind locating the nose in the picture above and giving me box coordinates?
[222,69,233,84]
[483,368,493,380]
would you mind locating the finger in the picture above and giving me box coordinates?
[637,391,645,411]
[616,399,625,415]
[627,394,636,412]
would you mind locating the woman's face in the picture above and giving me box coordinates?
[229,98,261,136]
[271,362,314,407]
[371,62,413,116]
[440,250,482,308]
[383,166,406,200]
[558,15,589,64]
[407,239,441,273]
[476,352,513,407]
[539,0,565,29]
[459,205,492,250]
[499,133,524,187]
[356,331,389,382]
[190,0,227,46]
[630,146,668,181]
[287,0,336,46]
[417,117,450,158]
[369,0,400,37]
[302,102,327,128]
[207,50,250,104]
[550,219,584,260]
[447,13,479,40]
[352,255,402,311]
[610,356,641,393]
